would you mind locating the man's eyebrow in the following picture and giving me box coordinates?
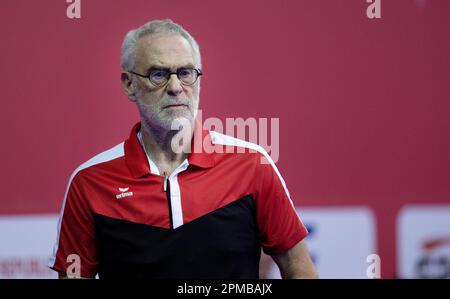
[146,66,169,73]
[179,63,196,69]
[146,64,196,73]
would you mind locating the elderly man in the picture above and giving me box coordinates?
[49,19,318,279]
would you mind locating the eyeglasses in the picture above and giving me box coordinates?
[129,67,202,87]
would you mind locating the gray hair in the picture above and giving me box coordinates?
[120,19,202,72]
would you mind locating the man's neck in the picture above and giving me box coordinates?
[140,122,193,176]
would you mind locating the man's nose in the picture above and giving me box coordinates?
[166,74,183,96]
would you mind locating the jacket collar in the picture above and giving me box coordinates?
[124,119,215,178]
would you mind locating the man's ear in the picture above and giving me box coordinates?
[120,72,137,102]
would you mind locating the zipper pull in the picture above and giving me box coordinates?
[163,173,168,192]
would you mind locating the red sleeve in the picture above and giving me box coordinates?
[253,152,308,256]
[49,172,98,278]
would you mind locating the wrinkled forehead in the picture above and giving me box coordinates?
[134,34,196,72]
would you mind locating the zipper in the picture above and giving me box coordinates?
[163,175,168,192]
[163,173,173,229]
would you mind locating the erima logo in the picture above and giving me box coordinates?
[116,187,133,199]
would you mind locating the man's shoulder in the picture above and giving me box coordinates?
[70,142,125,181]
[208,131,278,171]
[209,131,268,157]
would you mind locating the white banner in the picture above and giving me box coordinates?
[261,206,377,278]
[0,215,58,278]
[397,205,450,279]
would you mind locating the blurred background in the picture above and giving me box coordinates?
[0,0,449,278]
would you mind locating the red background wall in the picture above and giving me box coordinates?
[0,0,449,278]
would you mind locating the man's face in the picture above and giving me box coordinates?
[130,34,200,132]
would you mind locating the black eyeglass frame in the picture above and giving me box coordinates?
[129,68,203,86]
